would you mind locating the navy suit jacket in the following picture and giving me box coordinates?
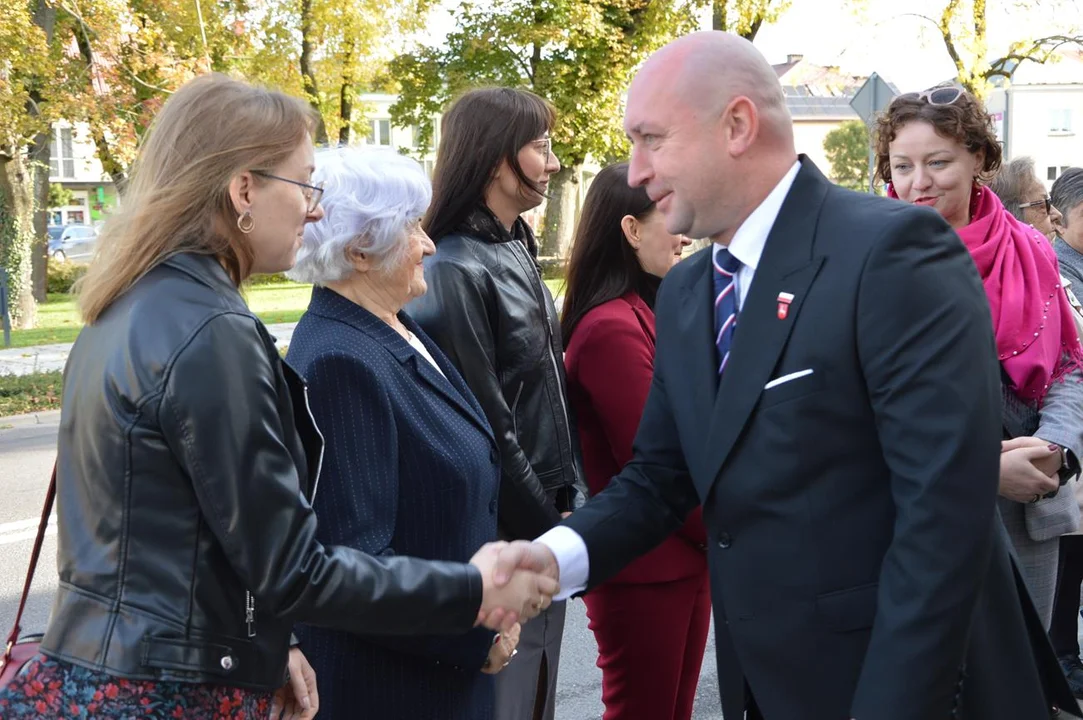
[563,160,1077,720]
[287,286,501,720]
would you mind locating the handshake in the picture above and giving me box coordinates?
[469,541,562,632]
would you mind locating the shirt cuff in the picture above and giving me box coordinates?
[536,525,589,600]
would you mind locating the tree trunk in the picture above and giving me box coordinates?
[0,152,40,329]
[29,0,56,301]
[338,41,355,146]
[29,128,50,303]
[712,0,726,31]
[539,166,579,259]
[300,0,328,144]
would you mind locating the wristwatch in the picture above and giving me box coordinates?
[1057,444,1079,484]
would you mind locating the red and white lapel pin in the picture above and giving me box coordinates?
[776,292,794,320]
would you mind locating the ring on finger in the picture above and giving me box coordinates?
[1031,493,1042,504]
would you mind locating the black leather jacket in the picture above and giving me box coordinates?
[408,208,586,540]
[39,253,483,690]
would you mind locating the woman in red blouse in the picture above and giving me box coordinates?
[561,162,708,720]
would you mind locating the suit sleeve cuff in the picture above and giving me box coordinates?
[537,525,589,600]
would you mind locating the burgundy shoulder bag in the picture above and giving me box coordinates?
[0,463,56,687]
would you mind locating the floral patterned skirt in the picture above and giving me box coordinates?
[0,654,274,719]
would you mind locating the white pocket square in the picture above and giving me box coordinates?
[764,368,814,390]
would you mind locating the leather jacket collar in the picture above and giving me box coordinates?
[457,205,539,259]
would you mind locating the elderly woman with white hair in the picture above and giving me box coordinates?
[286,147,519,720]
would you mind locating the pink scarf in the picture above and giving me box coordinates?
[890,184,1083,403]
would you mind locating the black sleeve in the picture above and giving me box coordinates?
[849,208,1003,718]
[159,312,483,637]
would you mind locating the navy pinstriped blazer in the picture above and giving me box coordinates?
[287,286,501,720]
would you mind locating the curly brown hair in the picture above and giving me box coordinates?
[873,87,1002,186]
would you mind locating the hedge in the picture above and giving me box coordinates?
[47,260,88,294]
[0,371,63,417]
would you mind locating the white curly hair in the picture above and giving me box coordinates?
[287,146,431,284]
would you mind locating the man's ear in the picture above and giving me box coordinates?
[724,96,760,158]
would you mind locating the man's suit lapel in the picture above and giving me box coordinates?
[698,161,830,496]
[677,249,721,436]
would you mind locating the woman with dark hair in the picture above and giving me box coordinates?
[561,163,705,720]
[407,87,586,720]
[874,85,1083,629]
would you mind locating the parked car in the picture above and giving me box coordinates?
[50,224,97,262]
[47,225,64,257]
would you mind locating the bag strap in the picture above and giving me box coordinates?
[3,462,57,656]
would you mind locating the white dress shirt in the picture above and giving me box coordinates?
[538,160,802,599]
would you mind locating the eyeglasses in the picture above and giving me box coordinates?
[1020,196,1053,215]
[531,137,552,165]
[896,86,965,107]
[251,170,324,213]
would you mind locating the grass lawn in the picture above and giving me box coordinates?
[4,282,315,350]
[5,279,566,350]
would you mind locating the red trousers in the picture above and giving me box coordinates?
[584,572,712,720]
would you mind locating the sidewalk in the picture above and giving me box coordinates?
[0,323,297,377]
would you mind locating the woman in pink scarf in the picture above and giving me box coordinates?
[874,87,1083,647]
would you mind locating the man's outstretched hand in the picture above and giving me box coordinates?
[470,541,560,632]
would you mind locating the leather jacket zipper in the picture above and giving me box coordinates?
[245,591,256,638]
[510,381,525,437]
[507,240,581,486]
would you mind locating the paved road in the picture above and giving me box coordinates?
[0,413,723,719]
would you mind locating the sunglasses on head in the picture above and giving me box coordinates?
[896,86,965,107]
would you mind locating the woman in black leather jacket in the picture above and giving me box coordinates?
[0,74,557,720]
[407,87,585,720]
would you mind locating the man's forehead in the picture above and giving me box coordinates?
[624,72,674,131]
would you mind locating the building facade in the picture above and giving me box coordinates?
[47,122,118,227]
[986,51,1083,189]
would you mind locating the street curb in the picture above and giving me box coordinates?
[0,409,62,428]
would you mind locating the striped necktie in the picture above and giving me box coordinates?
[713,245,742,377]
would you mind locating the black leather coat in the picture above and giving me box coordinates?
[407,208,586,540]
[39,253,483,690]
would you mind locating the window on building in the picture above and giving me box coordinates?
[368,119,391,146]
[67,210,85,224]
[1049,109,1073,133]
[1049,166,1059,181]
[49,127,75,178]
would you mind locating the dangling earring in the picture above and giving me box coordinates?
[237,211,255,234]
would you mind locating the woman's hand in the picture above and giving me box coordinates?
[270,647,320,719]
[999,437,1061,504]
[481,623,521,675]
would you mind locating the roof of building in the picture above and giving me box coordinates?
[773,55,900,120]
[785,91,860,119]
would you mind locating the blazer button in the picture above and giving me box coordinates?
[490,447,499,464]
[717,533,732,549]
[489,499,498,514]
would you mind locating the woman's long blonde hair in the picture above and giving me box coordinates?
[77,73,316,323]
